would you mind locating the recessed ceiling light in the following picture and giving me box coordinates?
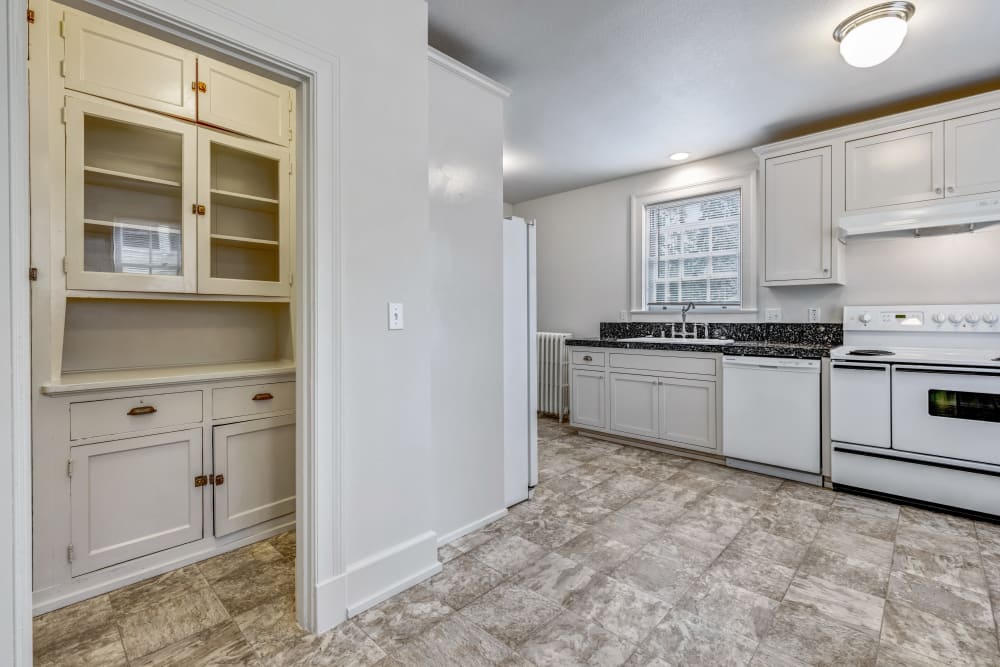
[833,1,915,68]
[669,152,690,161]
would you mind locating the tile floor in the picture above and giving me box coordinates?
[35,418,1000,666]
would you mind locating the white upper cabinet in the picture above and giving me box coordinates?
[845,123,944,210]
[65,95,198,293]
[62,8,197,120]
[197,57,292,146]
[763,147,833,284]
[944,109,1000,198]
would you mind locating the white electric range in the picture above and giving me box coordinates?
[830,304,1000,519]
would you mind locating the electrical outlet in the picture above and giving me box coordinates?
[619,310,629,322]
[807,307,821,323]
[765,308,783,323]
[388,302,404,330]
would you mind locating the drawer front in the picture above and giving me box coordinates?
[609,353,716,377]
[571,350,605,366]
[70,391,203,440]
[213,381,295,419]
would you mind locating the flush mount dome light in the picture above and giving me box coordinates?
[669,152,690,161]
[834,1,915,68]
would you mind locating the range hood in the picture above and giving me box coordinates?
[838,195,1000,240]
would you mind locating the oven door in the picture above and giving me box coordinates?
[831,362,891,448]
[892,365,1000,464]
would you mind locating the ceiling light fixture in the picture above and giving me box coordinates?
[669,152,690,161]
[833,1,915,68]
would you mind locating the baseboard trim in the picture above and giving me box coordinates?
[346,530,441,617]
[437,508,507,547]
[576,428,725,464]
[313,572,348,633]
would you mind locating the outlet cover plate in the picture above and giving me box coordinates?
[765,308,782,323]
[807,307,821,323]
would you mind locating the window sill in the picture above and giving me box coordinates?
[632,307,759,315]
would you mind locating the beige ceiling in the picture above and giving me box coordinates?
[427,0,1000,203]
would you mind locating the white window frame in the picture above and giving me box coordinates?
[629,172,757,314]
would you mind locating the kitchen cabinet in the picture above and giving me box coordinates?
[213,414,295,537]
[197,56,293,146]
[69,428,204,576]
[944,108,1000,198]
[845,123,944,210]
[609,373,659,438]
[659,377,716,449]
[762,147,834,284]
[570,368,607,430]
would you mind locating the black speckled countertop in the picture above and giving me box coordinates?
[566,322,841,359]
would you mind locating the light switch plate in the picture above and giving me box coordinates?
[388,302,404,330]
[765,308,782,323]
[807,307,821,323]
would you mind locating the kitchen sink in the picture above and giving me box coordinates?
[618,336,735,345]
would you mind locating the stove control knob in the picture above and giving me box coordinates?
[965,313,981,324]
[949,313,964,324]
[932,312,947,324]
[983,312,999,325]
[859,313,872,324]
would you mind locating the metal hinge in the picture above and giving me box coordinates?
[27,9,35,23]
[67,459,73,478]
[67,545,75,563]
[60,106,67,124]
[62,257,68,274]
[194,475,208,487]
[60,60,65,77]
[59,18,64,37]
[29,267,38,281]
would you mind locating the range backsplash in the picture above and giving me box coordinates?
[599,322,843,347]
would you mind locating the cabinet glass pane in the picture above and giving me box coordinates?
[209,142,280,282]
[82,114,185,276]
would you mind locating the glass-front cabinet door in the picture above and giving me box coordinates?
[65,95,198,292]
[197,128,291,297]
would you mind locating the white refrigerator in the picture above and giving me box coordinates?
[503,216,538,506]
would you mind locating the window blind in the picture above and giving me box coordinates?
[645,188,741,307]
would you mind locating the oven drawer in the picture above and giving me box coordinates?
[831,362,891,448]
[892,365,1000,465]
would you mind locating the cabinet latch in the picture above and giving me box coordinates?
[211,474,225,486]
[29,267,38,281]
[194,475,209,487]
[27,9,35,23]
[192,81,207,93]
[192,204,206,215]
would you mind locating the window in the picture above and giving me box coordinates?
[630,173,756,313]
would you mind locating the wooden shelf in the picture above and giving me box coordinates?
[41,359,296,396]
[84,165,182,194]
[211,188,279,212]
[83,218,181,234]
[211,234,279,250]
[65,289,290,304]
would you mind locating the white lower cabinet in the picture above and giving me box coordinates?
[571,368,607,430]
[213,414,296,537]
[658,377,717,449]
[70,428,204,576]
[609,373,659,438]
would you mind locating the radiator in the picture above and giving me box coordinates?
[537,332,571,422]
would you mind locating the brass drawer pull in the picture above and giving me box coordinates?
[583,355,593,362]
[252,392,274,401]
[127,405,157,416]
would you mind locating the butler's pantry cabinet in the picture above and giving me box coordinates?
[30,1,299,612]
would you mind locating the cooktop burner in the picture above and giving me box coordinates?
[848,349,896,356]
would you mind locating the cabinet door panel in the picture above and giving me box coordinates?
[570,369,607,430]
[659,377,717,450]
[213,415,295,537]
[609,373,659,438]
[764,147,832,283]
[63,9,196,119]
[197,128,291,296]
[198,57,291,146]
[65,95,198,292]
[70,429,203,576]
[945,109,1000,198]
[845,124,944,210]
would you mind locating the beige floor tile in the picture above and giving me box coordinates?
[34,624,127,667]
[702,547,796,601]
[797,545,891,598]
[388,614,512,666]
[556,529,640,574]
[759,601,879,667]
[424,552,506,609]
[887,570,995,631]
[33,595,117,656]
[880,600,1000,666]
[519,609,635,667]
[675,578,779,641]
[353,584,454,651]
[469,534,549,576]
[641,609,759,667]
[129,620,259,666]
[116,585,230,660]
[515,551,598,605]
[782,574,885,637]
[564,573,670,645]
[460,582,563,647]
[109,565,211,616]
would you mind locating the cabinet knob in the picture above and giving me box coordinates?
[126,405,157,416]
[252,392,274,401]
[934,187,943,195]
[946,186,955,193]
[582,356,592,362]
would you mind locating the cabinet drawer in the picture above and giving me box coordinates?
[70,391,203,440]
[609,353,716,377]
[572,350,605,366]
[213,381,295,419]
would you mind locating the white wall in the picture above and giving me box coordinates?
[514,150,1000,336]
[428,59,506,542]
[503,201,514,217]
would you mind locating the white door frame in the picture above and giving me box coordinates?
[2,0,345,660]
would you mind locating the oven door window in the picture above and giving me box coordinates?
[928,389,1000,423]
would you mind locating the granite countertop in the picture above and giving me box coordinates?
[566,336,834,359]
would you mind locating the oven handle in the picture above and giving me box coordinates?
[894,367,1000,378]
[832,364,886,371]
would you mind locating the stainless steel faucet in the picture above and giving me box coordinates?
[681,302,696,335]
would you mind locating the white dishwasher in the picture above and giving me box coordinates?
[722,356,821,476]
